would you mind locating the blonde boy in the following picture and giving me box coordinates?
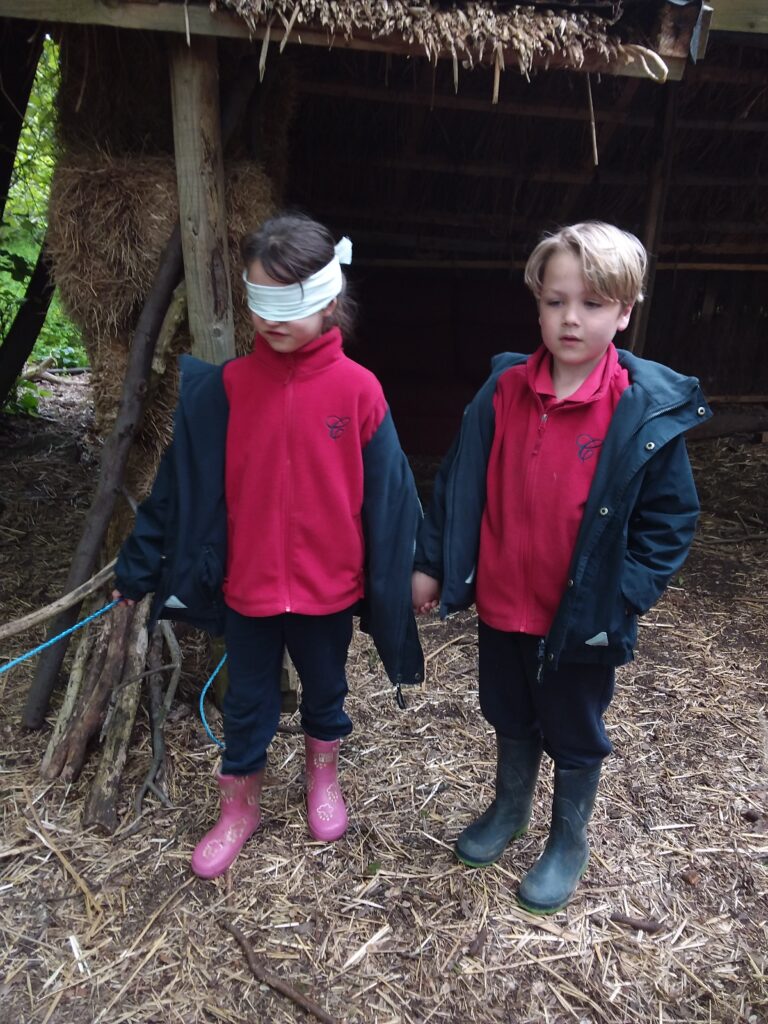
[413,222,711,913]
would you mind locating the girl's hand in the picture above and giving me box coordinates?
[112,589,136,608]
[412,571,440,614]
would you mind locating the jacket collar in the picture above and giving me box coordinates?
[616,348,703,405]
[527,342,619,404]
[251,326,344,379]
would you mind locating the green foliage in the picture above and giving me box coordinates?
[4,378,51,416]
[1,36,88,413]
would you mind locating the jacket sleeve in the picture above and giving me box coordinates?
[361,409,425,687]
[114,443,175,601]
[622,435,700,614]
[414,367,499,584]
[413,431,459,581]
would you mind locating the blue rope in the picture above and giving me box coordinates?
[199,653,227,749]
[0,600,120,677]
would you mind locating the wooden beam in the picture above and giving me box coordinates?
[628,84,679,356]
[169,35,234,363]
[711,0,768,34]
[298,79,768,134]
[330,153,768,188]
[352,258,768,271]
[0,0,686,80]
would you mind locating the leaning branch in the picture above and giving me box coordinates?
[0,559,116,643]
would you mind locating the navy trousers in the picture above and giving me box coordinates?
[478,620,615,770]
[221,605,354,776]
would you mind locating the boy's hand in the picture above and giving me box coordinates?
[412,571,440,614]
[112,589,136,607]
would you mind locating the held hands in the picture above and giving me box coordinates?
[111,589,136,608]
[412,571,441,615]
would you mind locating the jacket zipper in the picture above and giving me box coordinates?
[282,359,296,612]
[521,407,549,633]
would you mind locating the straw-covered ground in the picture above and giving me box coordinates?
[0,379,766,1024]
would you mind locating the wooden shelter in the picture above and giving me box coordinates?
[2,1,766,454]
[1,0,766,778]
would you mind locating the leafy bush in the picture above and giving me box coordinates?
[1,36,88,412]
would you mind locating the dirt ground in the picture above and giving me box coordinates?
[0,376,766,1024]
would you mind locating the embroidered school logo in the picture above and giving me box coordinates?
[576,434,603,462]
[326,416,351,440]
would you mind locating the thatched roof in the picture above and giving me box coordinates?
[214,0,668,79]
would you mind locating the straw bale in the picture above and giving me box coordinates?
[47,150,275,498]
[2,388,767,1024]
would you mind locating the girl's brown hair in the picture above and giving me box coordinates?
[241,212,357,336]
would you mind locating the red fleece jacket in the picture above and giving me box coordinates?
[476,343,629,634]
[222,327,387,616]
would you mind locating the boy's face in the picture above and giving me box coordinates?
[246,259,336,354]
[538,250,633,380]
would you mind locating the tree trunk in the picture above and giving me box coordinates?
[0,241,55,407]
[0,20,43,225]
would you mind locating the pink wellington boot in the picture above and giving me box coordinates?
[190,771,263,879]
[304,735,348,842]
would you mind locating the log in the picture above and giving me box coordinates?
[41,611,95,777]
[59,604,135,783]
[41,618,112,781]
[83,598,151,833]
[41,603,134,782]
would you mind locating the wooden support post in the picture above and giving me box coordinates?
[627,83,678,356]
[170,35,234,364]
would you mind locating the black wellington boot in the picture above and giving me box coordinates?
[455,733,543,868]
[516,763,601,914]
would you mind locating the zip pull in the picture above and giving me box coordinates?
[395,683,406,710]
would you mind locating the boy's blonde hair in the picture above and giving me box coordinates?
[524,222,647,307]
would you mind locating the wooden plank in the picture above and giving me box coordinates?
[169,35,234,364]
[711,0,768,34]
[351,258,768,271]
[299,79,768,133]
[0,0,686,79]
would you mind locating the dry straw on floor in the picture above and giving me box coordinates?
[1,400,766,1022]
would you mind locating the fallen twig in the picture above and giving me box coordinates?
[222,921,340,1024]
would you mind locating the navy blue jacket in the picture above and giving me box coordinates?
[116,355,425,690]
[415,349,712,670]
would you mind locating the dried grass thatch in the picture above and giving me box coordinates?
[1,386,766,1024]
[216,0,639,78]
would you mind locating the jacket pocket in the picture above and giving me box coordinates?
[169,544,224,610]
[196,544,224,601]
[607,586,638,650]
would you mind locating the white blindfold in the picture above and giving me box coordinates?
[243,236,352,321]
